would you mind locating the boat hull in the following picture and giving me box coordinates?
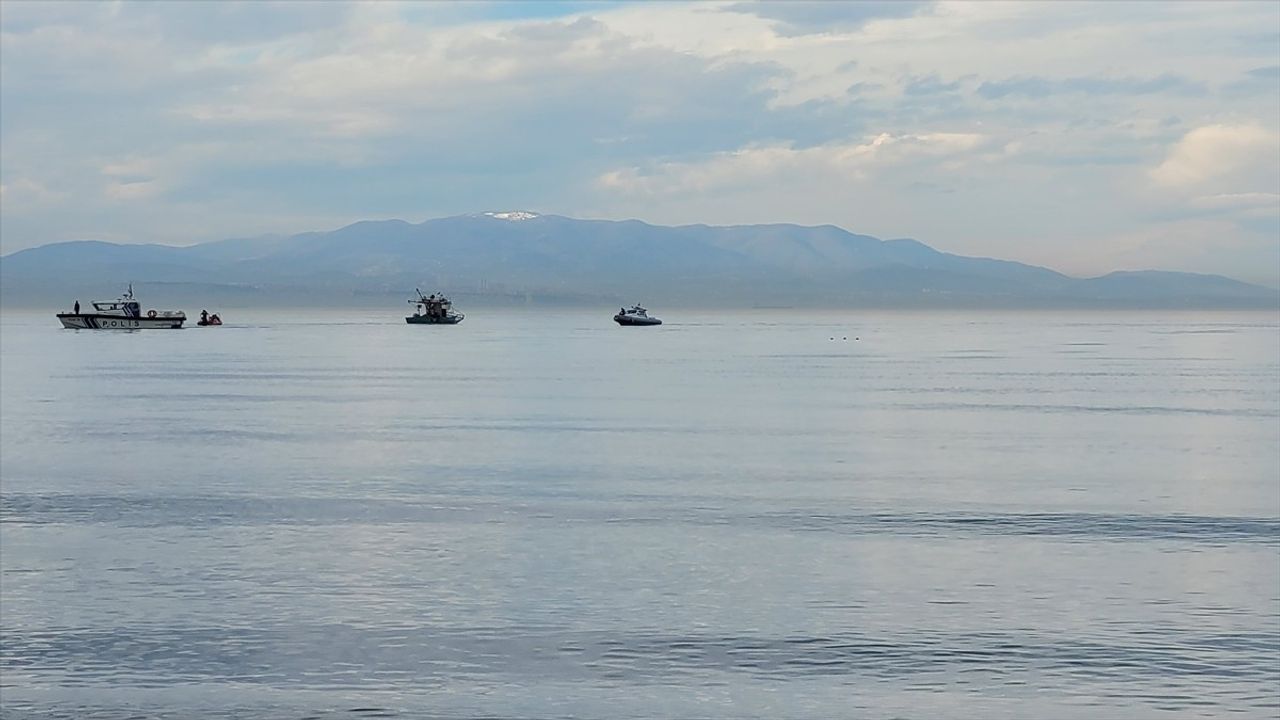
[406,315,463,325]
[57,313,184,329]
[614,315,662,326]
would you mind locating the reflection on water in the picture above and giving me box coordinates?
[2,310,1278,719]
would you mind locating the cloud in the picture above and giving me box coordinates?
[1,0,1277,285]
[903,74,966,96]
[725,1,933,36]
[170,13,797,144]
[598,132,986,195]
[1190,192,1280,213]
[104,180,163,201]
[977,73,1205,99]
[1149,123,1279,190]
[1134,123,1279,282]
[0,178,65,209]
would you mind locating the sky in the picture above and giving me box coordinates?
[1,0,1278,285]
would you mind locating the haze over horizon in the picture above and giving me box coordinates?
[2,1,1278,286]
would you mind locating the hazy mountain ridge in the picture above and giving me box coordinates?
[2,213,1276,308]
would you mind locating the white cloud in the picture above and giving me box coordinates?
[1,1,1278,284]
[104,179,163,201]
[1190,192,1280,215]
[0,178,65,209]
[1150,123,1279,190]
[598,132,986,195]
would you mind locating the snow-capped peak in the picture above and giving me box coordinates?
[483,211,540,221]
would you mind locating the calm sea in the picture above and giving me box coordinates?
[1,309,1278,719]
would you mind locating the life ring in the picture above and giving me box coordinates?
[147,310,157,318]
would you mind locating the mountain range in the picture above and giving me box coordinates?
[2,212,1276,309]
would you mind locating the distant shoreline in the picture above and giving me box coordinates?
[4,215,1277,311]
[3,301,1278,314]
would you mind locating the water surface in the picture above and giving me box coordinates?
[2,309,1278,718]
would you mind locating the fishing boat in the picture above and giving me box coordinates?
[56,285,186,329]
[407,289,464,324]
[614,304,662,326]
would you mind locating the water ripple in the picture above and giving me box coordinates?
[3,494,1277,543]
[4,624,1276,689]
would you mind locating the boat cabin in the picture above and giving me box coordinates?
[407,289,464,323]
[413,294,454,319]
[92,299,142,317]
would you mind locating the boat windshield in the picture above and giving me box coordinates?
[90,300,141,316]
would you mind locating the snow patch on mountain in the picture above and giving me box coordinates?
[482,211,540,221]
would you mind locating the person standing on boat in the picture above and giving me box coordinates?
[73,300,80,314]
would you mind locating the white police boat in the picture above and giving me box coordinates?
[56,285,186,329]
